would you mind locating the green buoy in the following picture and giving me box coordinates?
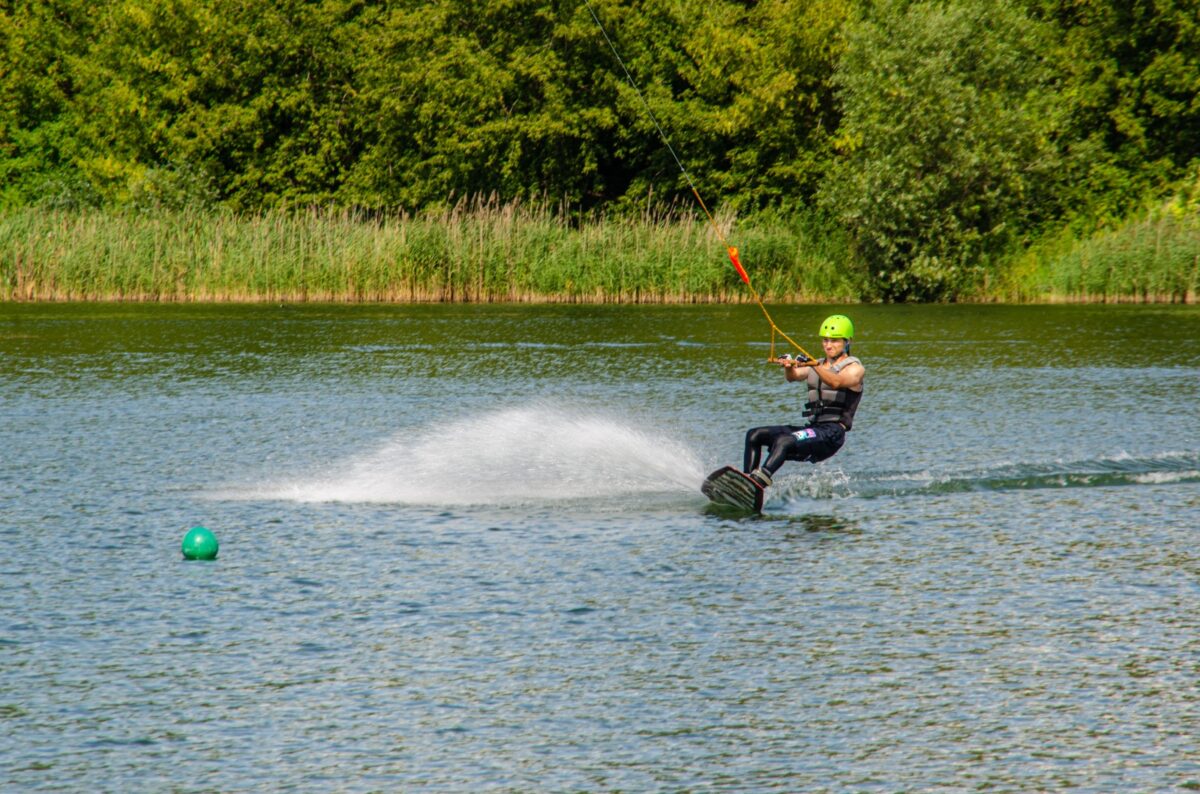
[181,526,219,560]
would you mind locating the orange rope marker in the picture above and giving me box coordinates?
[727,247,750,285]
[585,1,818,365]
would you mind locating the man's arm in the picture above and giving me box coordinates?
[773,356,864,389]
[814,360,864,390]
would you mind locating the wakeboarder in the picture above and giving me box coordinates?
[743,314,865,488]
[701,314,865,510]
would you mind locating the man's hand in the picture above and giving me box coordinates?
[775,354,817,382]
[775,355,817,368]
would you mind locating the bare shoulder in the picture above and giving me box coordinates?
[842,356,866,374]
[841,358,866,388]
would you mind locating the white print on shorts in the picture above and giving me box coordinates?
[791,428,817,441]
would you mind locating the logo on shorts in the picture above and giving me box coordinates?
[792,428,817,440]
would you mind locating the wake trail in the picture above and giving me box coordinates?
[798,451,1200,502]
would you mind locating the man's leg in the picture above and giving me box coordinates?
[744,426,791,472]
[762,424,845,474]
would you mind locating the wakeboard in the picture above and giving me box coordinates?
[701,466,764,513]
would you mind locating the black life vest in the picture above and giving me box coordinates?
[803,355,864,430]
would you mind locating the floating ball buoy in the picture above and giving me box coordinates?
[181,526,219,560]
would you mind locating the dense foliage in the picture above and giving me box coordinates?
[2,0,1198,299]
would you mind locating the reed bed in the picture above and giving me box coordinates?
[992,195,1200,303]
[0,201,860,303]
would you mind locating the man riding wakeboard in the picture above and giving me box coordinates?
[743,314,865,489]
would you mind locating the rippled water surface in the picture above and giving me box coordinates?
[3,303,1199,791]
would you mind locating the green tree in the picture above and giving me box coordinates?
[1,0,852,215]
[1024,0,1200,224]
[676,0,852,212]
[343,0,614,209]
[0,1,98,207]
[71,0,371,209]
[574,0,852,214]
[343,0,850,214]
[820,0,1068,300]
[0,0,374,210]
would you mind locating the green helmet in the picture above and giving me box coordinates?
[819,314,854,339]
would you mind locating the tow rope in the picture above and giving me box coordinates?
[584,0,818,364]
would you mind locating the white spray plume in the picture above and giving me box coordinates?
[247,406,706,506]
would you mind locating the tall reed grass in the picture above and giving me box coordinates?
[0,199,860,303]
[992,191,1200,303]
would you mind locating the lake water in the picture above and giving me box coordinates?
[3,302,1199,791]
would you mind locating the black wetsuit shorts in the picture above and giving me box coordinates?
[744,422,846,475]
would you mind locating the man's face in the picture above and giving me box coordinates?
[821,337,846,357]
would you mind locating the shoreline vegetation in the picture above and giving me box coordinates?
[7,2,1199,304]
[2,200,1196,305]
[6,2,1199,303]
[0,201,863,304]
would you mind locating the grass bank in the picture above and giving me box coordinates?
[990,188,1200,303]
[5,197,1196,304]
[0,201,861,303]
